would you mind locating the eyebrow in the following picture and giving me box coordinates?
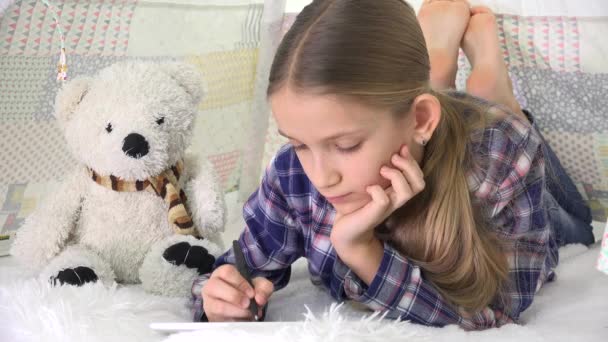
[277,129,363,142]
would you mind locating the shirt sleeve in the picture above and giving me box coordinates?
[191,274,209,321]
[332,243,508,329]
[191,152,303,321]
[332,116,549,330]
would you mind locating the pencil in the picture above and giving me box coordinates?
[232,240,260,321]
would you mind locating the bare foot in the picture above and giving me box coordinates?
[462,6,525,119]
[417,0,471,90]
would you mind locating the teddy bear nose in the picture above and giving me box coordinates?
[122,133,150,159]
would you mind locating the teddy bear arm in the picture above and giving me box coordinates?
[10,170,87,271]
[182,155,227,238]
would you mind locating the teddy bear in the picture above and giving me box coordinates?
[10,61,226,297]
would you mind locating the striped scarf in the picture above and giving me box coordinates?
[89,161,199,237]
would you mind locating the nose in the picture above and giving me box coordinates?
[308,153,340,190]
[122,133,149,159]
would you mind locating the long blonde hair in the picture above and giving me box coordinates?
[267,0,509,313]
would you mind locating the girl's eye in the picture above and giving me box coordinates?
[156,117,165,125]
[106,123,113,133]
[336,143,361,153]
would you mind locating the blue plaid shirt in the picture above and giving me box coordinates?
[191,108,558,330]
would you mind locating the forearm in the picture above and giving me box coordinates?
[332,236,384,285]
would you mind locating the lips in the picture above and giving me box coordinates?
[324,193,351,204]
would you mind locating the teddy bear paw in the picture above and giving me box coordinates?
[162,241,216,275]
[51,266,99,286]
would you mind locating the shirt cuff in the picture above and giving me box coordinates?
[191,274,211,322]
[343,242,418,312]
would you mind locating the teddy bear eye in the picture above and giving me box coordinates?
[105,123,113,133]
[156,117,165,125]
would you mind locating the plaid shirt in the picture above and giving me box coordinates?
[191,108,558,330]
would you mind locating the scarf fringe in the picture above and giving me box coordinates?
[89,161,199,238]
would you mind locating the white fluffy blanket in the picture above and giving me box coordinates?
[0,244,605,342]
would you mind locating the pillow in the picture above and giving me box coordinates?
[508,67,608,222]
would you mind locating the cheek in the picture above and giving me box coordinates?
[363,168,391,190]
[346,155,391,190]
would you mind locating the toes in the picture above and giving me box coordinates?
[73,266,99,284]
[184,245,216,275]
[463,7,498,40]
[470,6,494,16]
[163,241,216,274]
[162,241,191,266]
[51,266,98,286]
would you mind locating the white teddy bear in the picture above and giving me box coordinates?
[10,61,226,297]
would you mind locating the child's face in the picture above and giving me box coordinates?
[270,86,418,215]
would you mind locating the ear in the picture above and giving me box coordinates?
[160,63,205,106]
[54,76,93,124]
[410,93,441,144]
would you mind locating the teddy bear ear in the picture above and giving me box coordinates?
[160,63,205,106]
[54,76,92,124]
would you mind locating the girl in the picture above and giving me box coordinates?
[192,0,595,329]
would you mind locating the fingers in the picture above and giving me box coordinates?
[366,184,391,208]
[378,146,425,209]
[361,184,395,224]
[380,166,413,207]
[202,265,256,322]
[252,277,274,307]
[201,265,277,322]
[206,277,251,309]
[391,147,425,193]
[252,277,274,318]
[213,264,255,298]
[203,294,254,321]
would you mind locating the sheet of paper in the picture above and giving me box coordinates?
[150,322,305,334]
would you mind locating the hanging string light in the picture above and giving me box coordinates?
[41,0,67,82]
